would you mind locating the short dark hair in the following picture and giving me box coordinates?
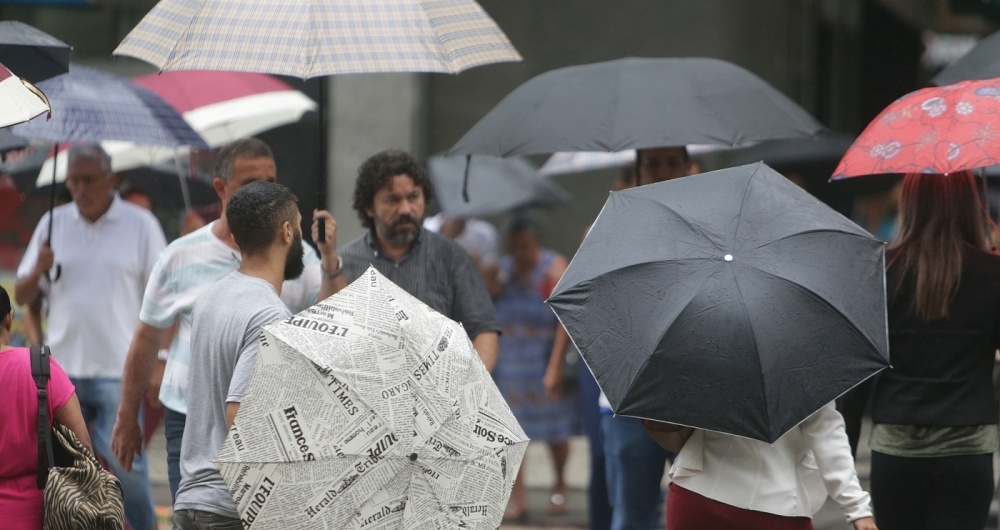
[227,181,298,257]
[507,216,544,241]
[352,150,434,229]
[215,139,274,183]
[635,146,689,175]
[0,285,10,316]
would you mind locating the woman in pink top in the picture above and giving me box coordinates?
[0,286,90,530]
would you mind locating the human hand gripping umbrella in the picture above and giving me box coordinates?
[113,0,522,242]
[548,162,889,443]
[215,267,528,529]
[12,64,208,280]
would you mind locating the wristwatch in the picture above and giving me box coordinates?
[322,256,344,280]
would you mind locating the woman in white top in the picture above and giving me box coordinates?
[643,402,877,530]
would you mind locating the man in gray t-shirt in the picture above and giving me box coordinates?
[173,182,305,529]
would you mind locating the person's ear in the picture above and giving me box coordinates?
[4,310,13,331]
[283,221,294,244]
[213,178,227,202]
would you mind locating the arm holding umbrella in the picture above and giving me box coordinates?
[641,420,694,453]
[14,220,53,306]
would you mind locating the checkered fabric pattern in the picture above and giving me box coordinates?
[13,64,208,148]
[113,0,521,78]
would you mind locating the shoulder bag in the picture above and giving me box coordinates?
[31,345,125,530]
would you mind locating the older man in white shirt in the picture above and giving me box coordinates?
[16,145,165,530]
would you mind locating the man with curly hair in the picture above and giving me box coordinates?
[336,149,500,370]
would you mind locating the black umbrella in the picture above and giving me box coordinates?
[428,154,570,218]
[548,162,889,443]
[931,30,1000,85]
[719,133,855,170]
[0,21,70,84]
[448,57,825,157]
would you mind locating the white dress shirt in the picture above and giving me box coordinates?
[17,194,166,378]
[668,402,872,523]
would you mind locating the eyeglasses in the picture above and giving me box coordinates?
[66,174,106,187]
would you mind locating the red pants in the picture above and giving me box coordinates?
[667,483,814,530]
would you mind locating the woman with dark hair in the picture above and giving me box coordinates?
[868,170,1000,530]
[0,286,90,529]
[491,217,577,520]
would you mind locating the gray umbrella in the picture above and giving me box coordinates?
[448,57,825,157]
[548,162,888,443]
[932,30,1000,85]
[428,155,570,218]
[0,129,27,156]
[0,21,70,84]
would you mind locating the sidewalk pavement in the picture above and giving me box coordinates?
[147,418,998,530]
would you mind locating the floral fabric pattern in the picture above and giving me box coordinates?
[834,79,1000,178]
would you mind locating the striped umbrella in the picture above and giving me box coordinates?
[0,61,49,129]
[113,0,521,240]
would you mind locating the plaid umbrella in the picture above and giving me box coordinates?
[13,65,208,157]
[113,0,521,77]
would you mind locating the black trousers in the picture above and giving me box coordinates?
[870,451,994,530]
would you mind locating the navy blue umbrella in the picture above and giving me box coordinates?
[13,64,207,280]
[13,64,208,153]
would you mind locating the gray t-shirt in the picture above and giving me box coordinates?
[174,271,292,518]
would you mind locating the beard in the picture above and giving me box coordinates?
[374,213,421,247]
[284,230,305,281]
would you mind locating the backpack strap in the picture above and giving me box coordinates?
[30,346,55,489]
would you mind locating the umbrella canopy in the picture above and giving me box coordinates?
[12,65,208,176]
[215,267,527,529]
[0,21,70,84]
[538,150,637,177]
[0,62,49,129]
[105,71,317,171]
[549,163,889,443]
[0,129,28,155]
[832,79,1000,178]
[723,133,855,170]
[932,30,1000,86]
[113,0,521,78]
[448,57,825,157]
[429,155,570,218]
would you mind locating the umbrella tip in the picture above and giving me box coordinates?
[409,453,418,462]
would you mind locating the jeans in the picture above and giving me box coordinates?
[165,408,186,504]
[579,367,611,530]
[173,509,242,530]
[870,451,994,530]
[601,414,673,530]
[71,377,156,530]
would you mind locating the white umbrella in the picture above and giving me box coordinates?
[0,61,49,129]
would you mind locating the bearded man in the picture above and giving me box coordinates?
[172,181,308,529]
[338,150,500,370]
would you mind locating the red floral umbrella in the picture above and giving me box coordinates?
[833,79,1000,179]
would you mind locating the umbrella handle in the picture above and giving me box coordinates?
[462,155,471,202]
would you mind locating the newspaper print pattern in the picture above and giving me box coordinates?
[215,266,529,529]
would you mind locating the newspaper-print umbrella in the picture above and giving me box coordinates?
[832,78,1000,178]
[215,267,528,529]
[548,163,889,443]
[429,155,570,218]
[0,21,70,84]
[448,57,825,157]
[0,62,49,129]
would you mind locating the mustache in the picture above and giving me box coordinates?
[390,215,419,229]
